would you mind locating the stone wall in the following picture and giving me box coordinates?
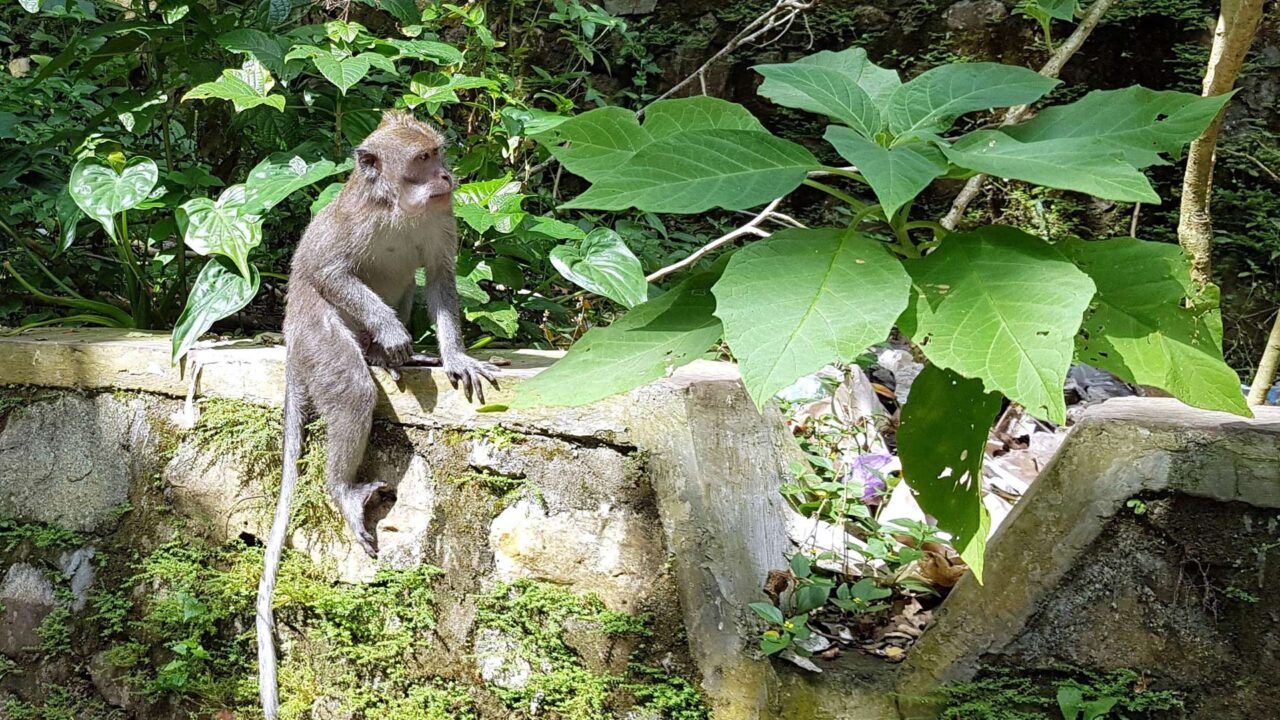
[0,329,899,719]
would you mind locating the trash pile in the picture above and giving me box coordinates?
[763,343,1139,669]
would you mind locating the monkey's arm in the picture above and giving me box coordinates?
[424,234,498,402]
[312,267,413,364]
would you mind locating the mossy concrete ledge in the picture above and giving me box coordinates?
[899,398,1280,718]
[0,328,902,719]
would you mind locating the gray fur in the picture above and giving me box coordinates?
[256,111,498,720]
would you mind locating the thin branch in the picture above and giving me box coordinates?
[1219,147,1280,184]
[645,199,784,283]
[940,0,1119,231]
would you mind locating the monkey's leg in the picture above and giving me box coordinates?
[310,335,385,557]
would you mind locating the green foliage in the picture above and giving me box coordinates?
[37,605,74,656]
[549,228,649,308]
[934,669,1184,720]
[713,227,910,406]
[0,517,84,552]
[522,45,1246,580]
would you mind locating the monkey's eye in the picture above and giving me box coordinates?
[417,150,434,162]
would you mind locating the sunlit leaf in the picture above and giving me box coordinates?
[899,225,1095,423]
[178,184,263,280]
[69,155,159,240]
[171,257,261,363]
[1062,237,1249,416]
[714,228,910,407]
[513,268,724,407]
[183,58,286,113]
[242,154,347,215]
[550,228,648,307]
[312,51,371,94]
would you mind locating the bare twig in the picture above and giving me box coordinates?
[1219,147,1280,184]
[1129,202,1141,237]
[645,199,785,283]
[940,0,1119,231]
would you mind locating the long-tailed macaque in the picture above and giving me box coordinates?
[256,111,499,719]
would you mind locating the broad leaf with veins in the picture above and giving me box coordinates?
[899,226,1095,423]
[513,269,724,407]
[714,228,910,407]
[1062,237,1249,416]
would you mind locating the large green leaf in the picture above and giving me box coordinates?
[887,63,1059,139]
[1062,237,1249,416]
[779,47,902,111]
[550,228,648,308]
[312,52,371,94]
[242,154,347,215]
[897,364,1001,580]
[538,97,766,183]
[900,226,1095,423]
[823,126,947,217]
[178,185,262,281]
[385,38,464,65]
[183,58,286,113]
[403,72,498,109]
[1004,87,1232,167]
[563,128,818,213]
[755,56,881,136]
[217,29,289,80]
[69,156,159,240]
[943,130,1160,203]
[454,175,526,234]
[713,228,910,407]
[171,257,261,363]
[512,269,724,408]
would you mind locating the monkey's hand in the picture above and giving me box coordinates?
[443,355,500,404]
[372,322,413,367]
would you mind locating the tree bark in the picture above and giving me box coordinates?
[1177,0,1266,288]
[1247,310,1280,405]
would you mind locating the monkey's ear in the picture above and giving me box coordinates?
[355,147,380,181]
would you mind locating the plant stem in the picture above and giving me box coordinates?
[802,179,867,210]
[1177,0,1266,288]
[1247,308,1280,405]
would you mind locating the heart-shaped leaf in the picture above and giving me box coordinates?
[178,184,263,280]
[171,257,261,363]
[550,228,648,308]
[312,52,371,94]
[455,175,526,234]
[69,155,159,240]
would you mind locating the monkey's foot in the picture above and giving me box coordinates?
[443,355,501,404]
[335,481,388,558]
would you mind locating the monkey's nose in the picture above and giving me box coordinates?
[438,170,453,184]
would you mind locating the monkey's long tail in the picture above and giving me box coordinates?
[257,380,302,720]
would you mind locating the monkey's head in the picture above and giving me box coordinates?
[353,111,456,217]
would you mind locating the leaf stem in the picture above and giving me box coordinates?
[802,179,867,210]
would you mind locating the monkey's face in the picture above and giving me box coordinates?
[354,112,457,218]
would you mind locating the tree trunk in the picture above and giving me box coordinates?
[1176,0,1266,288]
[1247,310,1280,405]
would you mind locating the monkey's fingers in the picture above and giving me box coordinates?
[386,367,402,382]
[404,352,442,367]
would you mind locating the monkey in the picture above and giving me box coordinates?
[255,110,499,719]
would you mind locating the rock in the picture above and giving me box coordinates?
[0,394,138,532]
[474,628,533,689]
[603,0,656,14]
[57,546,96,611]
[467,439,526,478]
[163,447,262,543]
[489,498,664,612]
[876,348,922,405]
[89,650,135,708]
[943,0,1008,30]
[0,564,56,656]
